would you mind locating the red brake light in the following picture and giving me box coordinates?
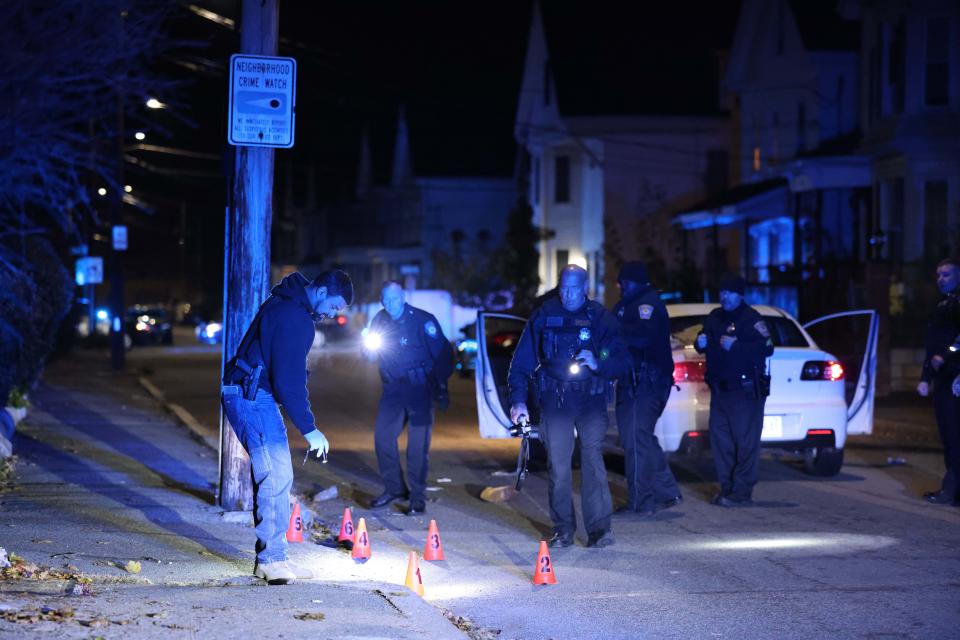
[336,315,347,326]
[801,360,844,381]
[673,360,706,383]
[807,429,834,436]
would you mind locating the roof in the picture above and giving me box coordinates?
[788,0,859,52]
[539,1,742,117]
[675,177,787,216]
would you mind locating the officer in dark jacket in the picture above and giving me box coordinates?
[221,270,353,584]
[920,258,960,505]
[613,262,682,515]
[366,281,453,515]
[508,265,629,548]
[695,274,773,506]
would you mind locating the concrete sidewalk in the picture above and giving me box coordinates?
[0,355,466,639]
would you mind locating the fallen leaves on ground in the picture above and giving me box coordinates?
[122,560,141,574]
[294,612,325,621]
[0,552,93,588]
[1,606,75,624]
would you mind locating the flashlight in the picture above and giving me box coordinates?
[569,361,582,375]
[362,329,383,351]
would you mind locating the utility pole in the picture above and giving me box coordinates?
[109,10,126,371]
[219,0,279,511]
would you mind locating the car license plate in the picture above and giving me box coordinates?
[762,416,783,439]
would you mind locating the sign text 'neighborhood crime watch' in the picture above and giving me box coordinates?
[228,54,296,148]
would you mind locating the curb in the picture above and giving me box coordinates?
[137,376,220,451]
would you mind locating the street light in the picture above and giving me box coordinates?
[97,187,107,196]
[134,131,146,140]
[145,97,165,109]
[124,185,133,193]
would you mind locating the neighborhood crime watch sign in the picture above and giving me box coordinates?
[228,54,296,148]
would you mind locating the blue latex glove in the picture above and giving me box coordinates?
[303,429,329,458]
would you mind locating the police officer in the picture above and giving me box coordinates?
[221,270,352,584]
[366,281,453,515]
[613,262,682,516]
[508,265,629,548]
[920,258,960,505]
[694,273,773,506]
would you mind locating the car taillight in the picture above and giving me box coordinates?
[800,360,844,381]
[673,360,706,383]
[336,315,347,326]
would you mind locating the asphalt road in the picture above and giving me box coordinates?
[126,330,960,640]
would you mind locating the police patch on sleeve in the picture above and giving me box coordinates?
[638,304,654,320]
[578,328,591,342]
[754,320,770,338]
[424,321,438,338]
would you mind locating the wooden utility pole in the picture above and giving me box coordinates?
[219,0,279,511]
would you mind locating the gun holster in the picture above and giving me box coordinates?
[229,357,263,401]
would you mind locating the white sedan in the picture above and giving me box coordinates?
[473,304,878,477]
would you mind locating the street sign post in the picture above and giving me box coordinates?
[112,225,128,251]
[75,257,104,286]
[227,54,296,148]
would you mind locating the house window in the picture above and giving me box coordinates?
[752,147,761,172]
[796,101,806,155]
[532,157,541,205]
[925,17,950,107]
[888,18,906,115]
[555,249,569,278]
[554,155,570,203]
[882,178,905,264]
[543,59,552,106]
[776,0,785,55]
[924,181,950,260]
[704,149,729,194]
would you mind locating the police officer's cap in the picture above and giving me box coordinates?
[618,261,649,285]
[718,273,745,295]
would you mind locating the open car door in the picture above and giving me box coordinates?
[475,311,528,439]
[803,310,879,435]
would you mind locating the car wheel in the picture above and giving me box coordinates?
[803,446,844,476]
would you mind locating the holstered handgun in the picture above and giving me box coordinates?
[232,358,263,401]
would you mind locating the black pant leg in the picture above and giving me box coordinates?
[374,389,408,497]
[615,388,640,508]
[404,386,434,502]
[933,382,960,496]
[635,382,680,505]
[540,391,577,535]
[709,393,736,495]
[575,393,613,534]
[729,393,765,500]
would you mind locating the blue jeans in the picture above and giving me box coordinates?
[221,385,293,565]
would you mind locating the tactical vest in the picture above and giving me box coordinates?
[538,306,597,382]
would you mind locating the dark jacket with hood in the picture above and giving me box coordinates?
[224,272,317,435]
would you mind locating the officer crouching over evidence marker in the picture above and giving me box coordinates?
[364,281,453,516]
[221,270,353,584]
[508,265,629,548]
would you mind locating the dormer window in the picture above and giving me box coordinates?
[543,59,552,106]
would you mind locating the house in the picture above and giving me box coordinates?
[675,0,865,317]
[675,0,960,391]
[293,108,516,303]
[514,1,739,304]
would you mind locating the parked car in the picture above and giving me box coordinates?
[196,320,223,345]
[454,323,479,377]
[125,306,173,346]
[473,304,878,477]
